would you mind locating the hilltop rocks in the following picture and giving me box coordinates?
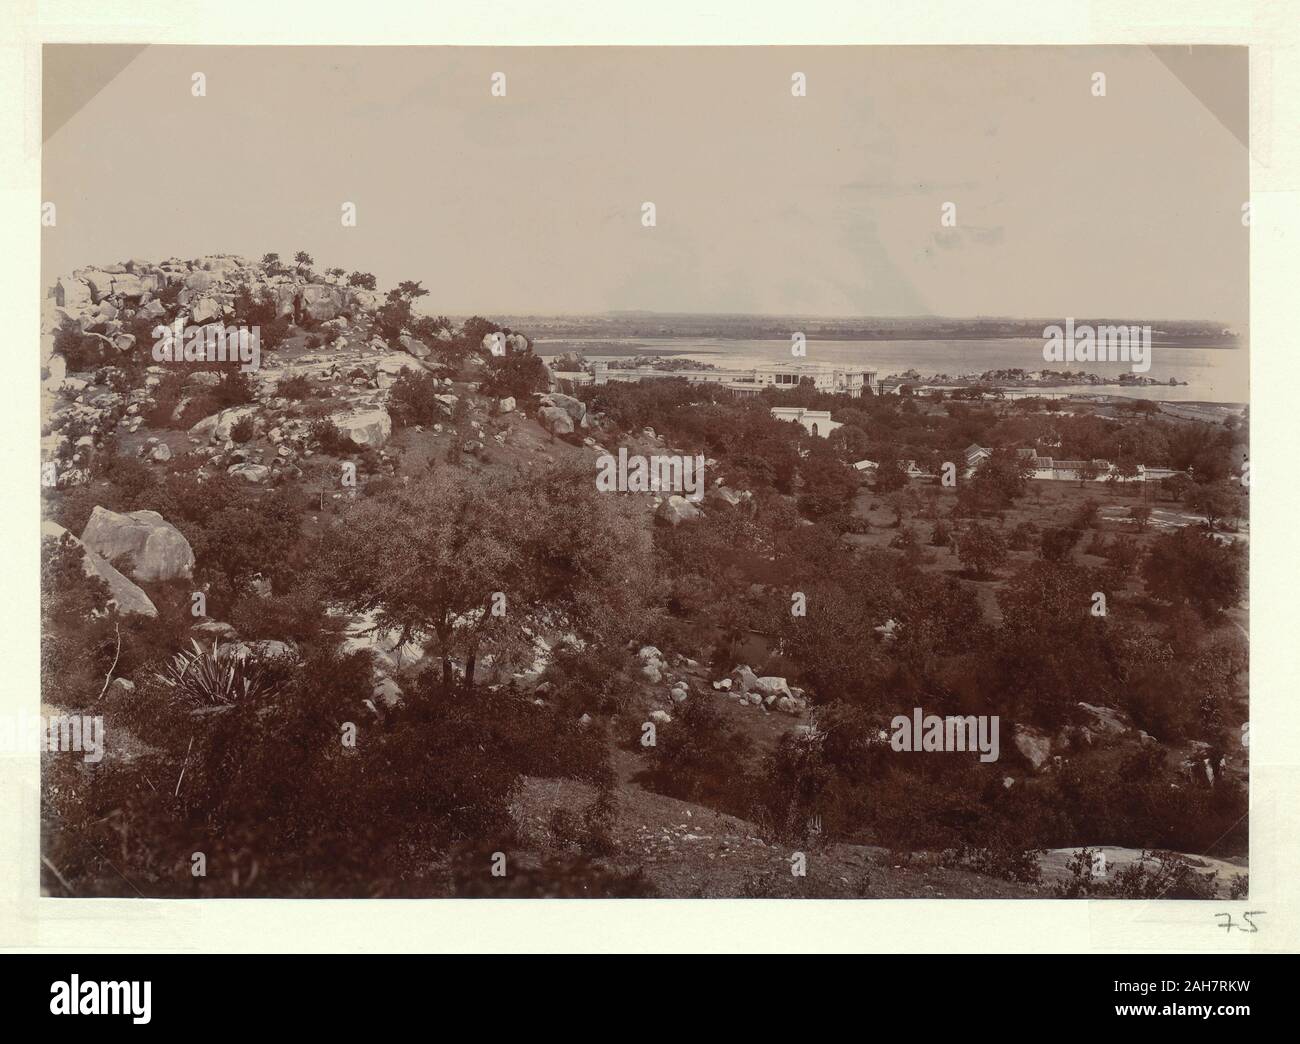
[497,396,516,415]
[300,284,344,321]
[656,495,703,526]
[42,521,157,618]
[332,408,392,448]
[80,506,195,583]
[190,297,221,323]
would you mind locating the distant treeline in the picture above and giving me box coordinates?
[496,315,1239,345]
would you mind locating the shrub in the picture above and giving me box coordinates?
[636,698,756,816]
[230,416,256,443]
[387,370,441,428]
[276,374,314,399]
[308,419,354,456]
[153,639,277,707]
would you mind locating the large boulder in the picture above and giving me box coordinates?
[730,664,760,694]
[346,288,381,312]
[109,273,147,299]
[332,408,392,448]
[1076,702,1132,737]
[375,353,426,378]
[539,392,586,425]
[80,506,195,583]
[398,334,432,360]
[753,676,793,702]
[191,405,259,442]
[190,297,221,323]
[227,463,271,483]
[273,285,298,318]
[79,270,117,302]
[656,495,703,526]
[537,405,574,436]
[55,277,95,314]
[1012,725,1053,771]
[137,298,166,320]
[42,521,157,617]
[300,285,344,321]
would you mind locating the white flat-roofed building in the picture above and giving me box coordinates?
[770,406,841,438]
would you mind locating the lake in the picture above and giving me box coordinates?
[538,336,1248,405]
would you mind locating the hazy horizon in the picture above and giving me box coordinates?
[44,45,1248,328]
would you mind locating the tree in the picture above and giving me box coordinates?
[390,280,429,302]
[318,462,649,695]
[989,560,1121,723]
[190,488,305,597]
[873,457,909,493]
[1078,459,1101,488]
[1130,503,1151,530]
[294,251,314,270]
[1142,528,1246,618]
[347,271,377,290]
[797,442,859,519]
[1039,525,1082,563]
[479,345,549,402]
[960,447,1031,513]
[1186,480,1243,532]
[956,523,1008,578]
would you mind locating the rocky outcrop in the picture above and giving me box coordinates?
[300,285,344,321]
[80,506,195,583]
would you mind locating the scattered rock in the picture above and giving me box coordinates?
[656,495,703,526]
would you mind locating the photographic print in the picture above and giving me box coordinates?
[36,44,1249,900]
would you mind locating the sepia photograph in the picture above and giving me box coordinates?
[31,41,1254,904]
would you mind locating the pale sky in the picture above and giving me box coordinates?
[42,45,1248,325]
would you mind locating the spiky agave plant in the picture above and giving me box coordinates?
[154,639,273,707]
